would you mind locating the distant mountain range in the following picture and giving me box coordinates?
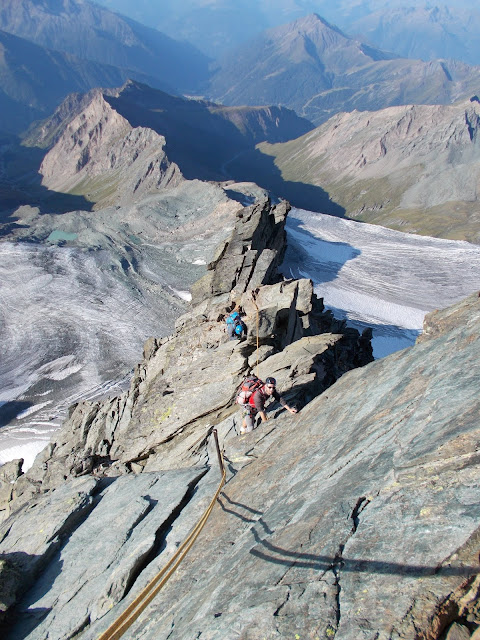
[0,0,210,94]
[9,80,480,246]
[3,3,480,138]
[3,0,480,247]
[94,0,480,65]
[349,5,480,66]
[206,14,480,126]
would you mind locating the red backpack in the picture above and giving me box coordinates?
[236,375,263,405]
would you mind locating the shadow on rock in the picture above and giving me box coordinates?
[225,147,346,217]
[249,530,479,578]
[281,216,361,287]
[0,134,93,223]
[0,185,93,220]
[0,550,61,637]
[0,402,32,428]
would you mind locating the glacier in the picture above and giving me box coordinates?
[1,205,480,469]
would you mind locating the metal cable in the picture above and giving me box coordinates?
[97,429,226,640]
[251,289,260,377]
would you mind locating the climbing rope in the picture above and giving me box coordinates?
[251,289,260,378]
[97,429,226,640]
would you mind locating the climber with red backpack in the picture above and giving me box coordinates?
[236,375,297,434]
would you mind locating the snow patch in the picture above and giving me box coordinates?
[172,289,192,301]
[15,401,53,420]
[0,440,49,472]
[38,356,82,381]
[282,208,480,358]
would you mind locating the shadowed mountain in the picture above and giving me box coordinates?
[103,82,314,180]
[0,0,210,95]
[0,29,168,135]
[16,81,313,209]
[254,97,480,242]
[206,13,480,125]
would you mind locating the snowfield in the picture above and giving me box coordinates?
[281,208,480,357]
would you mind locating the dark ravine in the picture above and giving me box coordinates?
[0,196,479,640]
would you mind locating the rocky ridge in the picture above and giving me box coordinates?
[0,195,374,637]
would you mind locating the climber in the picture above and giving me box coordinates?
[225,309,247,340]
[240,377,297,434]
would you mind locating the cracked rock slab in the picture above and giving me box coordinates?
[3,469,206,640]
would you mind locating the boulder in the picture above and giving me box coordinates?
[190,198,288,305]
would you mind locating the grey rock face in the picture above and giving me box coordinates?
[0,460,22,520]
[84,293,480,640]
[190,199,288,304]
[14,192,464,640]
[0,469,210,639]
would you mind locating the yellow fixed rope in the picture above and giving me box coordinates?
[251,290,260,378]
[97,430,226,640]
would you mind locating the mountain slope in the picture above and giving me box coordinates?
[252,98,480,242]
[207,13,480,125]
[0,29,158,134]
[0,0,210,94]
[17,80,313,207]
